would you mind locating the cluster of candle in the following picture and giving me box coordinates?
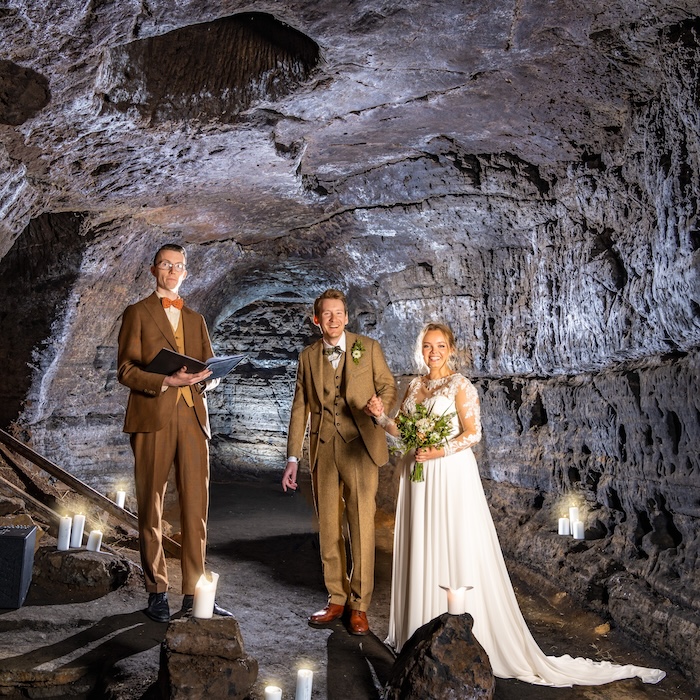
[558,506,585,540]
[57,514,102,552]
[264,670,313,700]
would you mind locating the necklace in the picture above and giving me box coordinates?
[422,374,453,390]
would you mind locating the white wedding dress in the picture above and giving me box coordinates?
[385,373,666,687]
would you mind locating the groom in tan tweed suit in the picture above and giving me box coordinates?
[282,289,396,635]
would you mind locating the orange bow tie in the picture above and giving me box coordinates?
[161,297,184,310]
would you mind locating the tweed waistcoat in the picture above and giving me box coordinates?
[319,351,359,443]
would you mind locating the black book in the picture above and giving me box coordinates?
[144,348,246,381]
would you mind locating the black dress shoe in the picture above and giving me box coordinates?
[212,601,234,617]
[180,594,234,617]
[145,592,170,623]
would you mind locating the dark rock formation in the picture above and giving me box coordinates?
[160,617,258,700]
[0,0,697,687]
[30,547,139,604]
[385,612,495,700]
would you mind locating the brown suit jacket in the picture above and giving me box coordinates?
[287,331,397,469]
[117,292,217,437]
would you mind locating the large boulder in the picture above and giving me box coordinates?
[385,612,495,700]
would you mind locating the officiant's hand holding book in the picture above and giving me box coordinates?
[144,348,246,381]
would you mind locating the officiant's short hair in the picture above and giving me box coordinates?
[153,243,187,265]
[314,288,347,317]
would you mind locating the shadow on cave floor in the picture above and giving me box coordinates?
[0,479,695,699]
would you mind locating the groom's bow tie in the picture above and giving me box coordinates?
[324,345,343,356]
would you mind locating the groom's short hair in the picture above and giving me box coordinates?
[314,288,347,317]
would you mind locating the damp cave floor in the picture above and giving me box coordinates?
[0,479,696,700]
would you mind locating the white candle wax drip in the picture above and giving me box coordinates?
[70,513,85,548]
[295,668,313,700]
[192,571,219,619]
[57,516,72,551]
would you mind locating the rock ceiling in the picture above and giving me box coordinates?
[1,1,696,260]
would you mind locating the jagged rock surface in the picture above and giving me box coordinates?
[384,612,495,700]
[0,0,698,687]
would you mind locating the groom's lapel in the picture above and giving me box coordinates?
[343,332,357,387]
[311,339,325,403]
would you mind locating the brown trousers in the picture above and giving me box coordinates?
[313,434,378,612]
[131,399,209,594]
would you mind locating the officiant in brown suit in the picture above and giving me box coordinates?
[282,288,396,635]
[118,243,231,622]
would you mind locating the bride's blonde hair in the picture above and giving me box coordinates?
[414,322,457,370]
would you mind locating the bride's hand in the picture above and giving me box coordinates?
[415,445,445,461]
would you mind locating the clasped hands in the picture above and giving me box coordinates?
[365,394,385,418]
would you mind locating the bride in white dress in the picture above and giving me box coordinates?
[370,322,665,687]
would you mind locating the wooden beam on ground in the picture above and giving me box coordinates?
[0,429,181,557]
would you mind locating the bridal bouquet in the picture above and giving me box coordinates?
[390,403,455,482]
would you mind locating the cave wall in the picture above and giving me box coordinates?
[0,0,698,685]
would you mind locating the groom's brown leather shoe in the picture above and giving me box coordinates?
[348,610,370,635]
[308,603,345,626]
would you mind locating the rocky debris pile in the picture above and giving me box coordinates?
[160,617,258,700]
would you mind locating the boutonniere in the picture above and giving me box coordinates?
[350,338,365,364]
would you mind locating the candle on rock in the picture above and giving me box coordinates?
[86,530,103,552]
[295,668,313,700]
[558,516,570,535]
[57,516,72,551]
[192,571,219,619]
[439,584,472,614]
[70,513,86,548]
[115,490,126,509]
[572,520,585,540]
[264,686,282,700]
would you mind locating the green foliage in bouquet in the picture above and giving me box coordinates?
[390,402,455,482]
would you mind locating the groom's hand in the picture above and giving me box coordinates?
[282,460,298,492]
[364,394,384,417]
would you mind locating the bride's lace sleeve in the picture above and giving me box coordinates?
[443,376,482,456]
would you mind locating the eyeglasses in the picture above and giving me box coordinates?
[155,261,186,272]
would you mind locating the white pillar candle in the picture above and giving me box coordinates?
[439,584,471,614]
[70,513,86,548]
[295,669,313,700]
[57,516,72,551]
[86,530,103,552]
[558,517,570,535]
[192,571,219,618]
[568,506,579,527]
[572,520,585,540]
[116,491,126,508]
[264,686,282,700]
[446,586,466,614]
